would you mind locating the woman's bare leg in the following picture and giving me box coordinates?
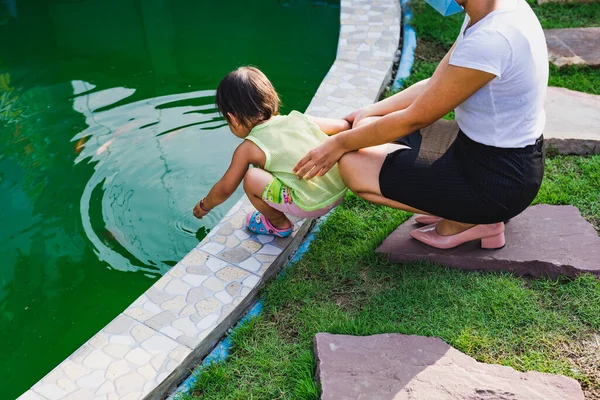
[338,144,475,235]
[338,144,430,214]
[435,220,475,235]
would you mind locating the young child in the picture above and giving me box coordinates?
[193,66,350,237]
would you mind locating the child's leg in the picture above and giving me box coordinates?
[243,168,292,230]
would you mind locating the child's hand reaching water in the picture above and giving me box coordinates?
[190,66,349,235]
[193,198,211,219]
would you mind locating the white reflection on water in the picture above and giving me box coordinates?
[71,80,242,276]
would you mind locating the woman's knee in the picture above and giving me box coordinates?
[338,152,361,191]
[339,146,392,194]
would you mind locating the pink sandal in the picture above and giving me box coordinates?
[410,222,505,250]
[245,211,293,238]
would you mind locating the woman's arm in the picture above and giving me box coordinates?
[293,63,496,180]
[341,63,496,148]
[348,43,457,126]
[193,141,265,218]
[306,115,351,135]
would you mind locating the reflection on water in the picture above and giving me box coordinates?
[0,0,339,397]
[72,81,239,276]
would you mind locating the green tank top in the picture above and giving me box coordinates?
[245,111,347,211]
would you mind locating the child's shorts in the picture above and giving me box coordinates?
[261,177,342,218]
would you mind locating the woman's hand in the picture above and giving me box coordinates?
[344,106,374,128]
[293,136,346,180]
[344,109,360,125]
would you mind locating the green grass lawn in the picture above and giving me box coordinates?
[180,2,600,399]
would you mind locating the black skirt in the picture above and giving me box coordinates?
[378,119,545,224]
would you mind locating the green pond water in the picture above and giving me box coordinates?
[0,0,339,397]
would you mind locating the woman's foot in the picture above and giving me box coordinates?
[410,222,505,250]
[245,211,293,238]
[414,214,442,225]
[415,215,513,227]
[435,219,475,236]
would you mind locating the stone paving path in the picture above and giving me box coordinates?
[315,333,584,400]
[545,86,600,154]
[543,27,600,154]
[377,205,600,279]
[545,27,600,67]
[308,0,400,119]
[538,0,591,4]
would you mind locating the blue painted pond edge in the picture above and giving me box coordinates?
[391,0,416,92]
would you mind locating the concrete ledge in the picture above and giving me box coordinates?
[21,198,313,400]
[19,0,401,399]
[309,0,400,118]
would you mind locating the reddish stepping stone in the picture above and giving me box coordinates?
[539,0,597,4]
[315,333,584,400]
[545,27,600,67]
[545,87,600,155]
[376,205,600,279]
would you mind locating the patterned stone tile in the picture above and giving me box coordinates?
[17,390,48,400]
[337,0,400,63]
[29,314,190,400]
[307,0,399,120]
[196,196,306,276]
[124,249,261,349]
[307,59,393,118]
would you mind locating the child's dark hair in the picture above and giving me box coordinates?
[215,66,280,129]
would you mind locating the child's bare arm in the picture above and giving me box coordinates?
[306,115,351,135]
[194,141,265,218]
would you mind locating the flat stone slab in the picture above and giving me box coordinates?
[539,0,600,6]
[315,332,584,400]
[545,27,600,67]
[376,205,600,279]
[544,87,600,154]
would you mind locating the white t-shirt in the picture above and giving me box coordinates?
[449,0,548,148]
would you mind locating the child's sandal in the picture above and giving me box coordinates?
[245,211,293,238]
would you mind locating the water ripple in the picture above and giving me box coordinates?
[72,80,241,276]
